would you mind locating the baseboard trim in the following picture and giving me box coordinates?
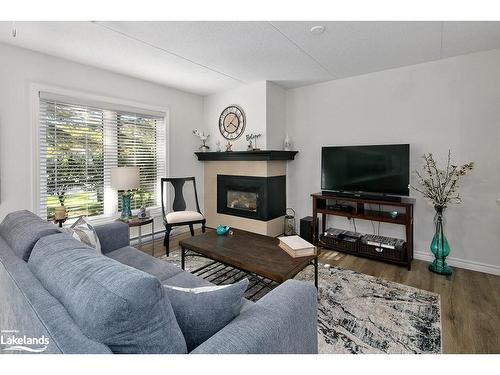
[130,226,188,245]
[414,251,500,276]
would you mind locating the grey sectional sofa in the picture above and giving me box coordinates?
[0,210,318,354]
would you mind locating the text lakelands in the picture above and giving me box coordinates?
[1,334,49,346]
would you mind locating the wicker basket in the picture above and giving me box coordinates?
[358,242,406,262]
[319,234,357,253]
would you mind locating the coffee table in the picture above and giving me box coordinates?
[179,229,318,294]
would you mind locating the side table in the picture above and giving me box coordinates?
[119,217,155,256]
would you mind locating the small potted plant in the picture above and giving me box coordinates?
[411,151,474,275]
[193,129,210,152]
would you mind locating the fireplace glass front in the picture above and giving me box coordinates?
[227,190,258,212]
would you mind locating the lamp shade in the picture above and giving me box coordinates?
[111,167,140,191]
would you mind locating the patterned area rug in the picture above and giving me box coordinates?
[160,250,442,354]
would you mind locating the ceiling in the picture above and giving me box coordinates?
[1,21,500,95]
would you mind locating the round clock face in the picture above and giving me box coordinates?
[219,105,245,140]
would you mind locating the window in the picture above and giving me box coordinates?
[38,93,166,221]
[117,113,162,211]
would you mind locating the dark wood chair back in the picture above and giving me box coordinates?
[160,177,201,218]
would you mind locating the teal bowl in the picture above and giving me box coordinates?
[216,225,230,236]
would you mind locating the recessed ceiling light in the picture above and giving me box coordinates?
[310,25,326,35]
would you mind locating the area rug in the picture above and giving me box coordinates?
[159,250,442,354]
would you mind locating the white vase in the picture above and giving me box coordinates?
[284,136,292,151]
[54,206,66,220]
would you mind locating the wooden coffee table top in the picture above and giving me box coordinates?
[179,229,317,283]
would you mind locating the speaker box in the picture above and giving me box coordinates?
[300,216,318,244]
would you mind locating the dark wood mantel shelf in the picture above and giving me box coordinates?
[195,150,299,161]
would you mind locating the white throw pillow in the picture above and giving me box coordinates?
[62,216,101,253]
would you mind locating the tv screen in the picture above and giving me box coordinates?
[321,144,410,196]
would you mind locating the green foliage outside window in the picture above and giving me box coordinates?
[45,105,104,220]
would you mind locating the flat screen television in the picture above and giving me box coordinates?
[321,144,410,197]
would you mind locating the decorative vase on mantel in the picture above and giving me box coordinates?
[429,205,452,275]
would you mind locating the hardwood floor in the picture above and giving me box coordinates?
[139,230,500,354]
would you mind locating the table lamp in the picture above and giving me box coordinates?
[111,167,140,219]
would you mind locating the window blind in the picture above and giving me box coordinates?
[116,112,166,211]
[39,95,166,221]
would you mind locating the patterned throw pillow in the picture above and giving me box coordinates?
[163,278,248,351]
[62,216,101,253]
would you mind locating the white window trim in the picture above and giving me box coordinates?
[30,83,170,225]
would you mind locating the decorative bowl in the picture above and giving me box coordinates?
[216,225,230,236]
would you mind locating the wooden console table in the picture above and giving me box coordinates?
[311,192,414,269]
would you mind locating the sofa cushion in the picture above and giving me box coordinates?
[0,210,60,261]
[163,268,215,288]
[165,211,204,224]
[106,246,183,282]
[163,279,248,351]
[28,233,187,354]
[94,221,130,254]
[0,236,111,354]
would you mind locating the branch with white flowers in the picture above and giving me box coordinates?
[411,150,474,208]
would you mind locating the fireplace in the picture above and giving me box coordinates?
[217,175,285,221]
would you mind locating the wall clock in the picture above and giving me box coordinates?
[219,105,246,140]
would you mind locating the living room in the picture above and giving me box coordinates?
[1,0,499,372]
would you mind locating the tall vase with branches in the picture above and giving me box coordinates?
[411,151,474,275]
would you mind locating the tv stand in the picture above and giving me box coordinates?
[311,192,414,269]
[321,191,403,203]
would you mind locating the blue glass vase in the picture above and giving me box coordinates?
[121,193,132,219]
[428,206,452,275]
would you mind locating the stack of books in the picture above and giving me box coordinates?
[279,235,317,258]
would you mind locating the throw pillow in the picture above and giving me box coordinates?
[163,278,248,351]
[62,216,101,253]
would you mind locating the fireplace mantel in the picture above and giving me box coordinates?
[195,150,298,161]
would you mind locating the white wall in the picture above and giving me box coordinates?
[266,82,287,150]
[286,48,500,274]
[203,81,267,151]
[0,43,204,233]
[202,80,287,150]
